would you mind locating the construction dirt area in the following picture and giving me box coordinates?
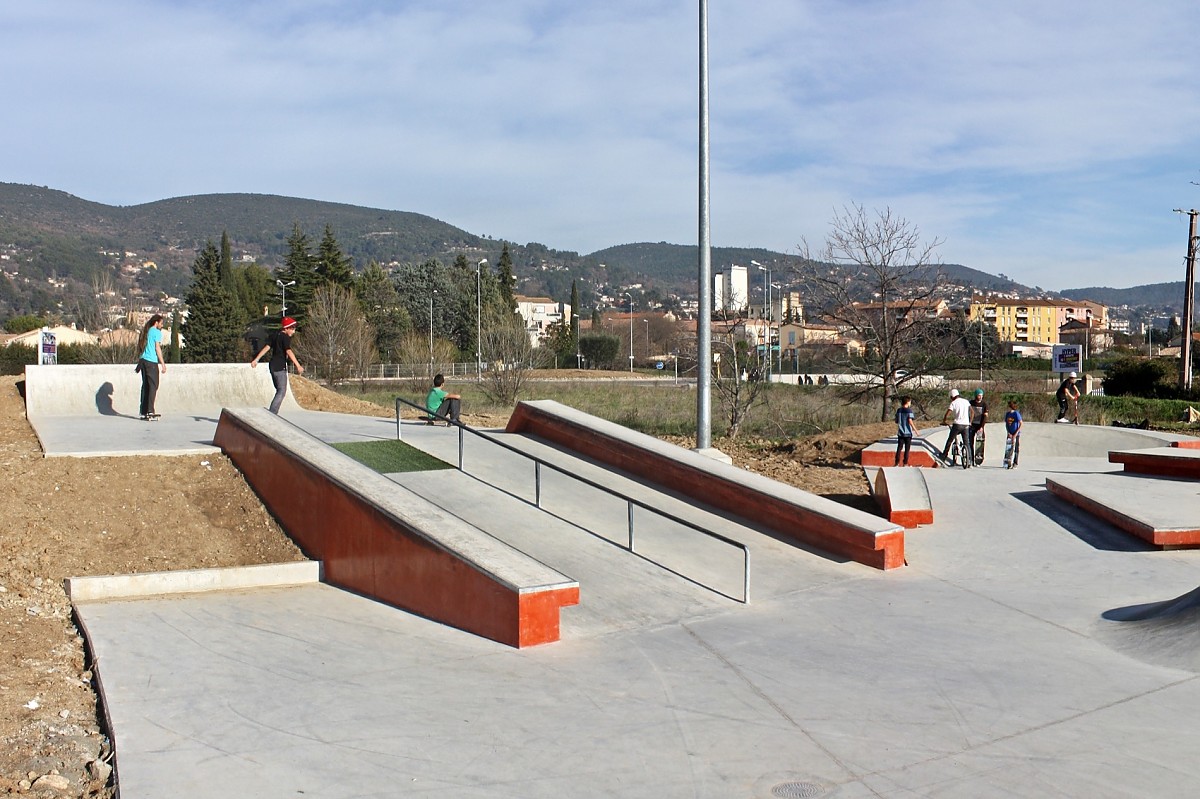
[0,372,885,797]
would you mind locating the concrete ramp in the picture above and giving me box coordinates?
[1098,586,1200,672]
[24,363,296,417]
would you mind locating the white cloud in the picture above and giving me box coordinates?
[3,0,1200,290]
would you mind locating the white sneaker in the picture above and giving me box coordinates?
[1055,418,1070,423]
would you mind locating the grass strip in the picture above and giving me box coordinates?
[332,439,453,474]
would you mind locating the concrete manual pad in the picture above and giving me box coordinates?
[1046,471,1200,546]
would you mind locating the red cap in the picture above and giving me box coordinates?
[281,316,297,329]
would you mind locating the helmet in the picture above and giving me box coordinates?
[1068,371,1077,378]
[974,389,984,397]
[282,316,297,330]
[949,388,960,398]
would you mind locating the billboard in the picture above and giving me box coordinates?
[1052,344,1080,374]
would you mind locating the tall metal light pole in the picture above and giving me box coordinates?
[276,279,295,318]
[752,261,771,379]
[429,289,437,376]
[1174,209,1198,392]
[696,0,712,450]
[622,292,634,372]
[476,259,487,381]
[643,319,650,357]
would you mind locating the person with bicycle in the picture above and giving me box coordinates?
[940,388,973,468]
[968,388,988,465]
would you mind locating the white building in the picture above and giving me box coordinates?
[714,264,748,314]
[514,296,572,348]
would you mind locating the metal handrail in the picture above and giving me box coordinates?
[394,396,749,603]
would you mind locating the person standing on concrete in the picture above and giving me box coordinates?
[968,388,989,464]
[425,373,461,425]
[1004,399,1023,469]
[136,314,166,420]
[250,316,303,414]
[941,388,972,467]
[1056,372,1081,423]
[894,395,915,466]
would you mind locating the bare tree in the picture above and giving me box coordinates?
[711,332,767,439]
[797,204,945,420]
[294,284,377,387]
[479,314,534,407]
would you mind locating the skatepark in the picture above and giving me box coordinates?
[24,364,1200,797]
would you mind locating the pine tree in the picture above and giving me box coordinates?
[274,225,320,323]
[316,225,355,289]
[182,241,242,362]
[356,261,411,360]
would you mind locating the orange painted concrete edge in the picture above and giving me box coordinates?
[215,410,577,648]
[508,402,905,570]
[1045,479,1200,549]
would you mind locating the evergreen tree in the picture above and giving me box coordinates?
[274,224,321,323]
[169,308,182,363]
[356,261,412,360]
[182,241,242,362]
[233,263,276,322]
[316,224,355,289]
[496,243,517,312]
[219,231,235,293]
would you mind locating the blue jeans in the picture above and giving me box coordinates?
[269,368,288,414]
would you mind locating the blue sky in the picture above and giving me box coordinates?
[5,1,1200,291]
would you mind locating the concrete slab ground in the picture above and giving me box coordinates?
[61,408,1200,798]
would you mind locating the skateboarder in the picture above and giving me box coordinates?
[250,316,304,414]
[1056,372,1080,423]
[1004,399,1022,468]
[136,314,166,420]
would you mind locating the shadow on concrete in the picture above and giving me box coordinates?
[1012,489,1154,553]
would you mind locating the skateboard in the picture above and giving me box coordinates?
[972,427,986,466]
[1004,436,1019,469]
[141,413,160,421]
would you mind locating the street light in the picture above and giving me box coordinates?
[429,289,437,376]
[752,261,771,379]
[622,292,634,372]
[275,279,295,318]
[643,319,650,358]
[476,259,487,381]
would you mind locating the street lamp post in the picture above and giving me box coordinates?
[752,261,771,379]
[429,289,437,376]
[276,279,295,318]
[643,319,649,358]
[476,259,487,381]
[622,292,634,373]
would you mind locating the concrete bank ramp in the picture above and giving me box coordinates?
[24,363,296,417]
[1004,421,1193,458]
[1098,585,1200,672]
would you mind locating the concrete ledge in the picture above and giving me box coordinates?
[872,467,933,528]
[1046,473,1200,549]
[506,400,905,570]
[215,407,579,647]
[1171,439,1200,449]
[64,561,320,603]
[1110,447,1200,479]
[24,362,298,417]
[860,436,941,468]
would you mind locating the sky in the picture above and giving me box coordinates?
[5,0,1200,292]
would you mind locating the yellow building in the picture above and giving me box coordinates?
[969,298,1063,345]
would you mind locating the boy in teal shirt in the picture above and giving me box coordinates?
[425,374,461,424]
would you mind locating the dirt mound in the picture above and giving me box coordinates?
[1098,586,1200,673]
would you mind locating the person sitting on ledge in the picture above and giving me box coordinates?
[424,373,461,425]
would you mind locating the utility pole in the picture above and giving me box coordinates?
[1174,209,1198,392]
[696,0,712,450]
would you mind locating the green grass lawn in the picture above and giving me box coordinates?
[332,440,453,474]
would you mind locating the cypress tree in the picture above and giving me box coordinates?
[274,224,320,323]
[496,243,517,312]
